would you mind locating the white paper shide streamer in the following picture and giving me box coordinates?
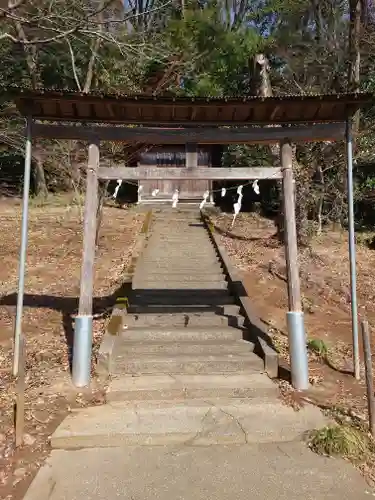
[252,180,260,195]
[113,179,122,199]
[152,189,160,197]
[199,190,210,210]
[231,192,243,229]
[237,185,243,195]
[221,187,226,197]
[137,184,143,202]
[172,189,179,208]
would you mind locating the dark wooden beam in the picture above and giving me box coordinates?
[98,166,282,180]
[30,122,346,144]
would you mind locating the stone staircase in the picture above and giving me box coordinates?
[25,206,371,500]
[106,208,275,406]
[50,206,327,449]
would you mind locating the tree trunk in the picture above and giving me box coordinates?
[15,21,40,88]
[315,164,324,236]
[82,0,105,94]
[294,154,311,246]
[33,153,48,197]
[95,180,109,247]
[251,54,284,240]
[348,0,363,136]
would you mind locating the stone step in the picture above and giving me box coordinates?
[114,339,254,356]
[143,242,215,249]
[152,212,202,216]
[133,277,225,285]
[149,229,208,233]
[142,245,215,250]
[143,249,218,259]
[152,220,204,223]
[144,249,215,253]
[145,237,214,242]
[150,231,208,235]
[130,293,234,305]
[151,221,204,224]
[151,229,207,232]
[135,268,223,274]
[151,225,203,229]
[152,219,204,222]
[132,282,228,290]
[152,223,203,227]
[146,244,213,249]
[136,258,221,264]
[125,312,244,328]
[140,254,219,261]
[151,233,208,236]
[147,238,211,242]
[135,267,224,275]
[150,221,205,224]
[128,304,234,314]
[148,239,211,244]
[151,227,205,231]
[134,274,225,281]
[106,372,276,402]
[132,288,231,295]
[153,217,202,220]
[150,231,209,235]
[152,214,201,218]
[148,229,207,233]
[147,234,212,238]
[128,297,240,316]
[220,304,241,315]
[150,232,206,235]
[137,259,222,266]
[112,352,261,374]
[135,263,222,271]
[51,399,327,449]
[150,228,205,232]
[138,262,222,269]
[118,326,244,341]
[133,272,225,281]
[143,241,214,246]
[143,251,216,256]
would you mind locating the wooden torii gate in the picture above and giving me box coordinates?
[10,88,371,391]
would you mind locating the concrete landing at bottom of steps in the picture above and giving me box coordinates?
[23,442,371,500]
[50,399,327,449]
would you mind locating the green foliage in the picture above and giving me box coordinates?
[308,424,371,461]
[0,0,375,233]
[163,8,266,96]
[307,338,329,357]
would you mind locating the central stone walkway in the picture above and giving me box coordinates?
[23,206,371,499]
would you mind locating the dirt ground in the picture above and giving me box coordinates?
[0,197,145,500]
[211,211,373,419]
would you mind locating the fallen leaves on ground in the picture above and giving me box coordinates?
[0,201,144,499]
[210,211,375,485]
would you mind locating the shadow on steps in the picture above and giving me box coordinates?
[129,287,236,314]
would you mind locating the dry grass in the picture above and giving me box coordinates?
[308,424,373,462]
[0,198,145,499]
